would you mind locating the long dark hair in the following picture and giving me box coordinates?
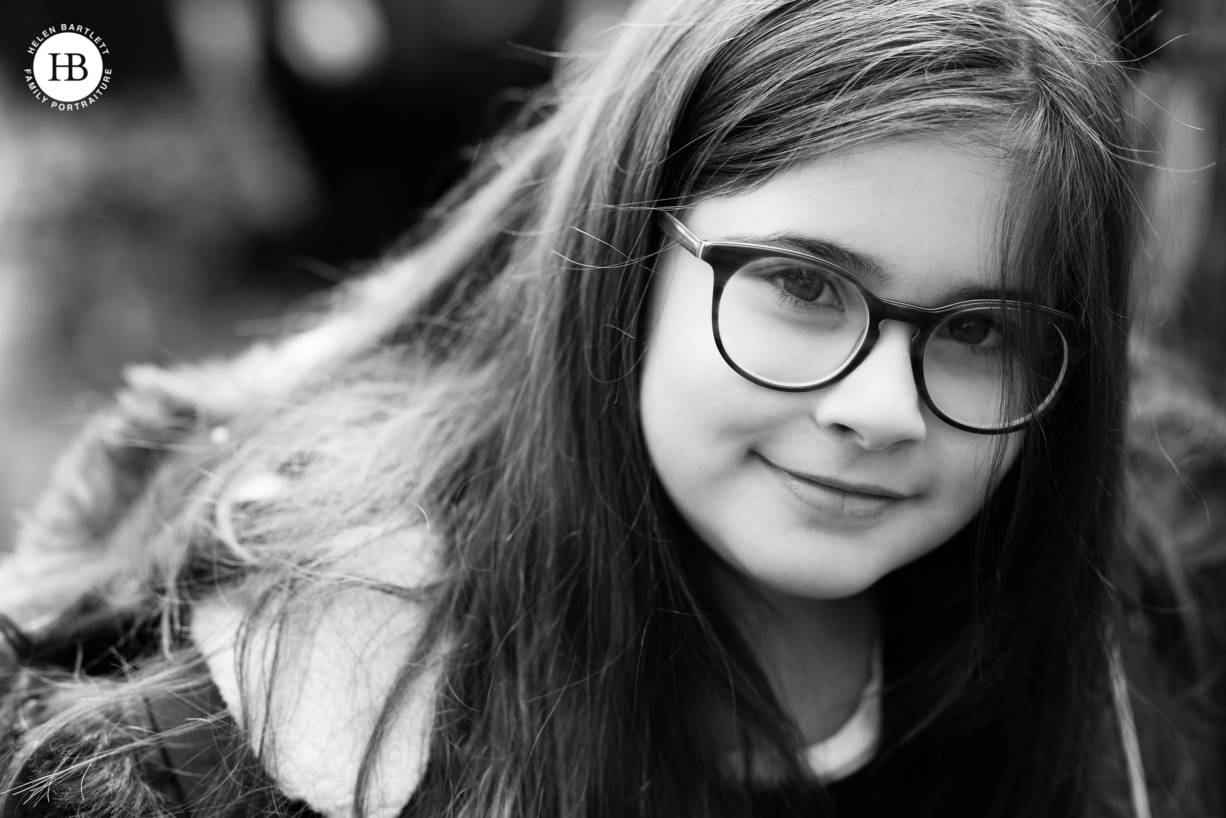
[1,1,1158,817]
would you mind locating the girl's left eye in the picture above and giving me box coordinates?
[943,314,1002,348]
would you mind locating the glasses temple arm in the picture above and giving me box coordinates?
[660,212,706,257]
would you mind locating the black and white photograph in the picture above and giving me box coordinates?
[1,1,1225,816]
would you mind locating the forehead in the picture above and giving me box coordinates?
[686,139,1015,305]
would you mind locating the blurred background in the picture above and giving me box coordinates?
[0,0,1221,549]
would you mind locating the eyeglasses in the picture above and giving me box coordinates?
[661,213,1080,434]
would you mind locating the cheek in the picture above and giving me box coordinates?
[639,258,765,508]
[641,258,748,444]
[935,430,1023,519]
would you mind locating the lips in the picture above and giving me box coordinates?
[757,454,913,521]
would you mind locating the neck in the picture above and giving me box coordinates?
[715,570,880,746]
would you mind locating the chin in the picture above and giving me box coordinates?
[766,571,881,601]
[729,550,892,601]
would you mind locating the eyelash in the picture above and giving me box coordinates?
[935,317,1006,355]
[767,268,846,313]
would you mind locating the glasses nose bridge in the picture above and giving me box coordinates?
[845,306,941,434]
[867,299,933,353]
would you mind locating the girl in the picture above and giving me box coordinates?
[1,1,1221,817]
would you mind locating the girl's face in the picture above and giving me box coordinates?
[640,139,1023,600]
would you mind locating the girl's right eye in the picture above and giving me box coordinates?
[773,264,844,309]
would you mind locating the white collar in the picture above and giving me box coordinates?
[723,641,883,784]
[803,642,882,781]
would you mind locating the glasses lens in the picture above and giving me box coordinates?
[922,306,1068,431]
[717,258,870,387]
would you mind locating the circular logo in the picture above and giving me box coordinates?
[24,26,111,110]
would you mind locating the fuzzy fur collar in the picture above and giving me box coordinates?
[191,525,443,818]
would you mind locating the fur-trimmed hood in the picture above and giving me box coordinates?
[0,290,448,818]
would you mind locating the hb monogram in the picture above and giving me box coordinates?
[48,53,89,81]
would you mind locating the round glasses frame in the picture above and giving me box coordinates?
[660,212,1081,435]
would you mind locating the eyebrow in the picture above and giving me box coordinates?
[724,232,1039,305]
[725,232,895,286]
[938,282,1037,304]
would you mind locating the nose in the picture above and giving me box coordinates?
[812,320,927,450]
